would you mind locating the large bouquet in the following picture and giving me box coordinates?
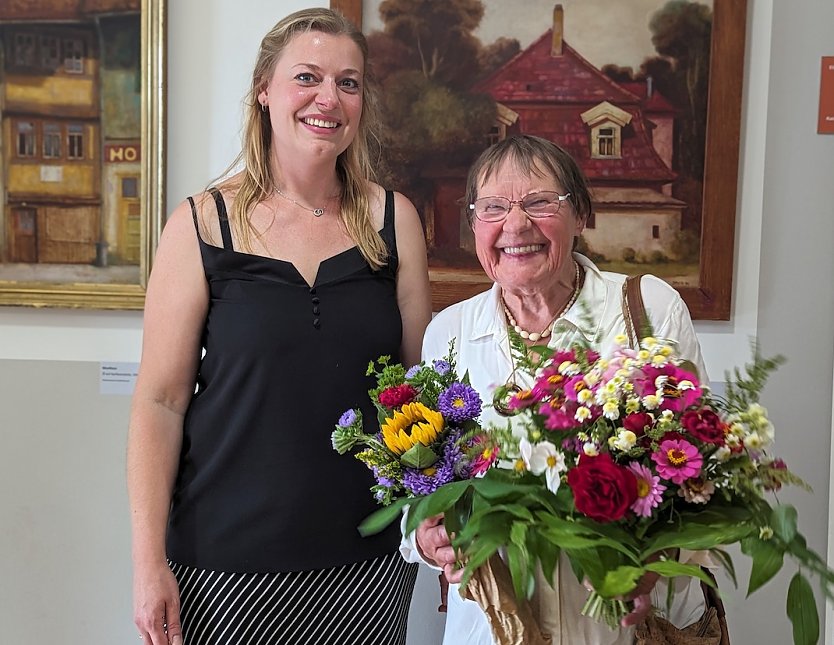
[362,333,834,645]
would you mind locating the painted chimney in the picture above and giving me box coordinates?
[551,4,564,56]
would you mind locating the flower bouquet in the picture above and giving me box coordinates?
[331,341,483,505]
[332,343,553,644]
[360,332,834,645]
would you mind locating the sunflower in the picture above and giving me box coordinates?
[381,402,444,455]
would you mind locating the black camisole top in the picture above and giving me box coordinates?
[166,189,403,573]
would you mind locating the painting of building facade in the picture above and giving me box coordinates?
[356,0,741,317]
[0,0,143,287]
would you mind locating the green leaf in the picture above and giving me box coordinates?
[399,443,439,469]
[358,496,411,536]
[444,487,473,538]
[644,560,714,587]
[640,521,755,557]
[596,565,644,598]
[507,540,530,600]
[708,548,738,588]
[530,528,560,588]
[566,548,606,590]
[771,505,798,544]
[740,536,785,596]
[787,572,819,645]
[403,480,473,534]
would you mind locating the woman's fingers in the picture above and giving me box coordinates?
[621,593,653,627]
[416,514,455,566]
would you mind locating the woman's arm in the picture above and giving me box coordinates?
[126,199,208,645]
[392,191,431,367]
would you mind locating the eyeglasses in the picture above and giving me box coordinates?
[469,191,571,223]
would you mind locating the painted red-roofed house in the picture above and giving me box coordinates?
[429,4,687,266]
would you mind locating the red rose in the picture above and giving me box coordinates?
[567,454,638,522]
[378,384,418,408]
[681,409,726,445]
[622,412,653,436]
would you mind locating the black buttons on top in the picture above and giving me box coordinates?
[310,289,321,329]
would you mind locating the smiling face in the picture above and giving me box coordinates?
[473,157,583,295]
[258,30,364,163]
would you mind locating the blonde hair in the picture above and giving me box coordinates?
[219,8,387,269]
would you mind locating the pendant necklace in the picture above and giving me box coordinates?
[274,187,328,217]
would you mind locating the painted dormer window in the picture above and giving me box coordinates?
[581,101,632,159]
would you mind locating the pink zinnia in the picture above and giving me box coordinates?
[628,462,666,517]
[651,438,703,484]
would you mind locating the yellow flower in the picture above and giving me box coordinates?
[381,402,444,455]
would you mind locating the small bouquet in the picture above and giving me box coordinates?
[331,341,483,506]
[362,332,834,645]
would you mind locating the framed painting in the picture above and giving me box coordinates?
[332,0,746,320]
[0,0,165,309]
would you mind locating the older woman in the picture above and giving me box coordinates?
[401,134,709,644]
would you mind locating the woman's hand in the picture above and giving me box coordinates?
[620,570,660,627]
[133,560,183,645]
[415,514,464,584]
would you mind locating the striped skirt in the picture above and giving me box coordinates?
[169,551,418,645]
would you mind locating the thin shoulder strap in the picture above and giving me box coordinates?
[622,274,649,349]
[208,187,234,250]
[186,196,201,240]
[381,189,398,261]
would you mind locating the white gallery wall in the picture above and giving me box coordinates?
[1,0,832,643]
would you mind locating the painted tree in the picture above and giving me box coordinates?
[649,0,712,180]
[367,0,505,209]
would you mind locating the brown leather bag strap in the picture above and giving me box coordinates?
[700,567,731,644]
[622,274,649,349]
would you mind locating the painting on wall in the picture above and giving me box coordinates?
[331,0,746,319]
[0,0,165,309]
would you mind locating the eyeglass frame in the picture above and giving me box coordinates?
[468,190,572,223]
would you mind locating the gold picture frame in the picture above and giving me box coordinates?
[333,0,745,320]
[0,0,165,309]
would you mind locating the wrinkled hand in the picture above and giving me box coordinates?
[415,514,464,583]
[133,561,183,645]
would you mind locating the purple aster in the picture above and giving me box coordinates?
[432,359,451,376]
[438,382,482,422]
[338,409,357,427]
[371,467,395,489]
[405,364,422,379]
[402,436,461,495]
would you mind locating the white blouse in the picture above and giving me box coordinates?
[401,254,710,645]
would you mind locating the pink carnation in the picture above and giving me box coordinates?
[651,438,703,484]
